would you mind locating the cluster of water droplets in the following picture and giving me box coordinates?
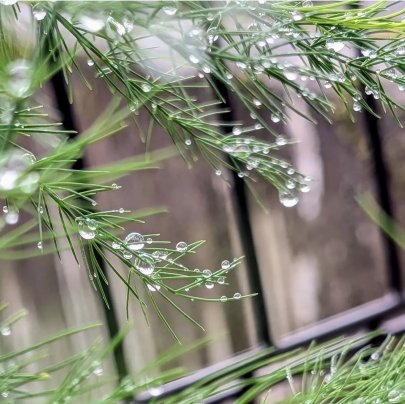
[220,131,311,207]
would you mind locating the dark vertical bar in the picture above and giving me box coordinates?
[360,92,402,294]
[50,71,130,381]
[212,77,272,346]
[349,2,402,296]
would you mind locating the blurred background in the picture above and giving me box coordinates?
[1,11,405,399]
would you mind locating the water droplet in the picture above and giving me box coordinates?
[299,183,311,193]
[78,220,96,240]
[38,205,44,214]
[149,385,164,397]
[225,72,233,80]
[6,59,32,98]
[2,206,8,213]
[205,282,214,289]
[87,59,95,67]
[79,15,106,33]
[185,139,192,146]
[123,250,133,260]
[176,241,188,252]
[162,5,177,16]
[147,284,161,292]
[279,192,299,207]
[353,101,362,112]
[125,232,144,251]
[112,183,119,189]
[135,255,155,275]
[388,390,404,403]
[302,0,313,6]
[292,11,304,21]
[271,113,281,123]
[232,127,243,136]
[146,237,153,244]
[275,135,287,146]
[286,180,296,190]
[5,210,19,225]
[37,241,43,250]
[93,364,103,376]
[202,269,212,278]
[233,292,242,300]
[118,208,125,213]
[1,326,11,336]
[33,8,47,21]
[221,260,230,270]
[1,391,9,398]
[236,61,247,70]
[189,55,200,64]
[220,296,228,302]
[253,99,262,107]
[0,0,17,4]
[141,83,151,93]
[215,169,222,176]
[111,241,121,250]
[86,218,98,231]
[361,48,377,59]
[326,40,345,52]
[218,277,225,285]
[202,65,211,74]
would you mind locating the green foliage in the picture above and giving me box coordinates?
[0,1,405,402]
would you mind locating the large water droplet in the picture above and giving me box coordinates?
[78,220,96,240]
[279,192,299,207]
[388,390,404,403]
[111,241,121,250]
[202,269,212,278]
[275,135,288,146]
[149,386,164,397]
[5,210,19,225]
[292,11,304,21]
[135,255,155,275]
[125,232,144,251]
[162,5,177,16]
[122,250,133,260]
[253,99,262,107]
[232,127,243,136]
[147,284,161,292]
[233,292,242,300]
[326,40,345,52]
[176,241,188,252]
[33,8,47,21]
[189,55,200,64]
[1,326,11,336]
[93,363,103,376]
[6,59,32,98]
[271,113,281,123]
[221,260,230,270]
[353,101,362,112]
[141,83,151,93]
[79,15,106,33]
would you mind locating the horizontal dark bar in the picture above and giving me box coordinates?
[277,292,403,349]
[135,292,405,402]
